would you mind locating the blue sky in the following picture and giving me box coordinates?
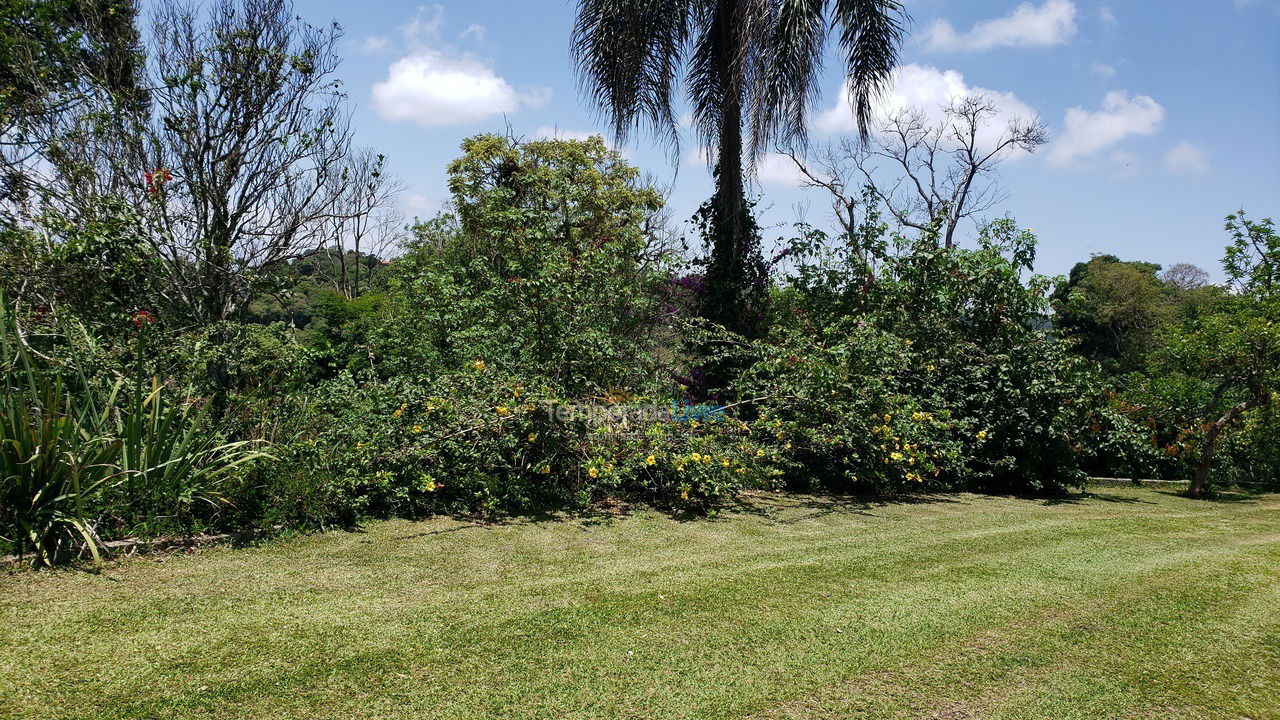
[292,0,1279,279]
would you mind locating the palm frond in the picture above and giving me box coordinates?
[571,0,695,150]
[831,0,908,138]
[750,0,827,158]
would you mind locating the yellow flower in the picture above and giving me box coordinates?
[926,364,937,373]
[756,449,765,458]
[890,452,904,462]
[785,442,792,450]
[701,454,712,465]
[472,359,486,371]
[721,459,730,467]
[527,432,538,442]
[646,455,657,466]
[540,465,551,474]
[605,464,614,473]
[495,406,510,416]
[588,467,599,478]
[976,430,988,441]
[676,462,686,472]
[691,453,702,463]
[412,425,423,433]
[423,479,437,492]
[680,489,689,501]
[776,431,784,439]
[883,414,892,423]
[690,420,699,429]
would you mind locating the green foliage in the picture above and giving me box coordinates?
[256,135,773,519]
[0,302,267,564]
[751,218,1126,495]
[1104,211,1280,493]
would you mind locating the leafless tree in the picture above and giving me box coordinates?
[789,95,1048,249]
[1160,262,1210,291]
[138,0,356,323]
[314,149,405,298]
[3,0,365,325]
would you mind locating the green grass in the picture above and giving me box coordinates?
[2,486,1278,720]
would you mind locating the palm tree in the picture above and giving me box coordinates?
[572,0,907,335]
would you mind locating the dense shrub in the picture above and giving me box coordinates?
[3,129,1273,564]
[742,216,1137,495]
[0,306,264,564]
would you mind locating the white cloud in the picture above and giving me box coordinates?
[1164,141,1210,175]
[684,145,716,167]
[533,126,604,143]
[925,0,1078,52]
[816,64,1039,155]
[681,146,804,187]
[371,7,547,126]
[1099,7,1117,26]
[359,36,390,54]
[1047,91,1164,166]
[403,193,439,218]
[755,153,805,187]
[401,5,445,44]
[531,125,626,154]
[1091,61,1117,78]
[373,52,545,126]
[459,24,487,44]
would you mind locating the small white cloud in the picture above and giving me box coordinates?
[401,5,445,44]
[684,146,716,167]
[359,36,390,54]
[816,64,1039,156]
[533,126,601,143]
[531,125,623,153]
[925,0,1078,52]
[1091,61,1117,78]
[373,51,549,126]
[755,153,805,187]
[459,24,487,44]
[1047,91,1164,166]
[1164,141,1210,175]
[403,193,439,217]
[372,8,545,126]
[683,147,803,187]
[1099,7,1117,26]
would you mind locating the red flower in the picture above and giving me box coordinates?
[131,310,154,327]
[144,168,173,194]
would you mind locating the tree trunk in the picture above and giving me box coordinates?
[705,96,747,331]
[1188,389,1271,498]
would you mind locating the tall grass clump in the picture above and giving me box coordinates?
[0,302,266,566]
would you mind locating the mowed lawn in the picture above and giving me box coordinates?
[2,486,1278,720]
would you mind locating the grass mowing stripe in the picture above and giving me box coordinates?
[745,536,1280,719]
[0,487,1276,720]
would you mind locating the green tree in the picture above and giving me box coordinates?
[1053,255,1173,372]
[571,0,906,336]
[0,0,145,203]
[1158,212,1279,497]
